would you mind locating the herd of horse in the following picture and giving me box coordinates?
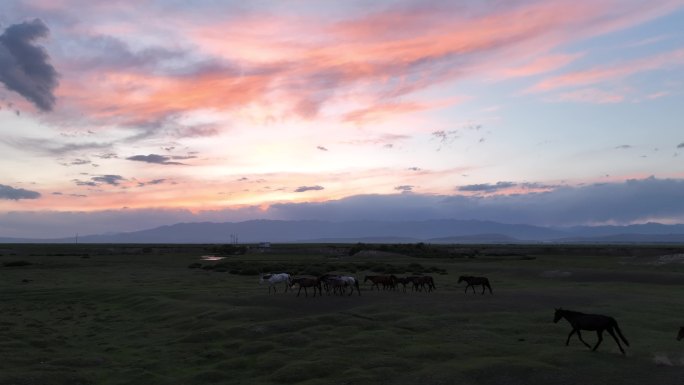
[258,272,452,297]
[258,272,683,352]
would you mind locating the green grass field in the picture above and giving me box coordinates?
[1,244,683,385]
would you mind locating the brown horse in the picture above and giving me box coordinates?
[290,277,322,297]
[364,275,396,290]
[458,275,492,295]
[553,308,629,355]
[396,276,414,292]
[411,276,436,292]
[678,327,684,341]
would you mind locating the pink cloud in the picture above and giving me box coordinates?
[40,0,684,130]
[497,53,583,78]
[554,88,626,104]
[529,48,684,92]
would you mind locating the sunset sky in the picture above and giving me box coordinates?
[1,0,683,238]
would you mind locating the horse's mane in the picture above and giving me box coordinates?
[560,309,586,316]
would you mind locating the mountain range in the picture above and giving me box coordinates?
[3,219,684,244]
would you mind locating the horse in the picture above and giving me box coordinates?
[678,326,684,341]
[321,275,348,295]
[290,277,322,297]
[364,275,396,291]
[259,272,292,294]
[457,275,492,295]
[553,308,629,355]
[339,275,361,296]
[396,276,413,292]
[411,276,436,292]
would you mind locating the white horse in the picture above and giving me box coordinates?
[321,275,360,296]
[339,275,361,296]
[259,273,292,294]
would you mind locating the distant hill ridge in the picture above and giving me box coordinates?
[3,219,684,244]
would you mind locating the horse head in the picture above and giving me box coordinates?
[553,308,564,323]
[457,276,467,283]
[678,327,684,341]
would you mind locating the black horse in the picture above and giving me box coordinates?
[678,326,684,341]
[457,275,492,294]
[412,276,436,292]
[553,308,629,354]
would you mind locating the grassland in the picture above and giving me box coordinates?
[0,243,683,385]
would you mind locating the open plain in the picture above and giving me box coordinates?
[1,243,683,385]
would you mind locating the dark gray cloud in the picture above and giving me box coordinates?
[4,177,684,238]
[67,34,184,72]
[0,19,58,111]
[92,175,125,186]
[74,180,97,187]
[431,130,459,150]
[95,153,118,159]
[458,181,516,192]
[615,145,632,149]
[677,143,684,149]
[74,175,125,187]
[295,185,324,193]
[68,158,91,166]
[0,184,41,200]
[520,182,558,190]
[408,167,421,171]
[269,177,684,225]
[317,146,328,151]
[2,137,112,155]
[137,179,166,187]
[394,185,414,193]
[126,154,187,165]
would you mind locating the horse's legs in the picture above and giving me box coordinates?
[487,283,493,294]
[296,286,302,297]
[576,330,591,348]
[592,330,604,351]
[607,327,625,354]
[565,329,576,346]
[481,284,485,295]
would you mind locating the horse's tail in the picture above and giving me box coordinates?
[613,320,629,346]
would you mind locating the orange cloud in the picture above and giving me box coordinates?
[49,0,683,129]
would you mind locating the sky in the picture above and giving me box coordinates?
[1,0,683,238]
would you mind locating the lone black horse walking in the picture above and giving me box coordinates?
[678,326,684,341]
[457,275,492,294]
[553,308,629,354]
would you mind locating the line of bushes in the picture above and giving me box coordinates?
[189,260,447,276]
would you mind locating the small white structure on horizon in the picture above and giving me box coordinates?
[258,242,271,248]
